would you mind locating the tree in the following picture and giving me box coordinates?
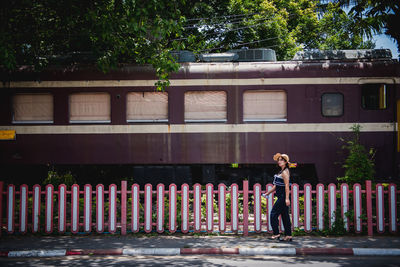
[1,0,382,87]
[0,0,186,90]
[317,2,375,49]
[326,0,399,53]
[177,0,321,60]
[337,124,376,185]
[177,0,376,59]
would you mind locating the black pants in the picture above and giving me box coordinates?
[270,194,292,236]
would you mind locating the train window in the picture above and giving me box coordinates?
[321,93,343,117]
[243,90,287,121]
[127,92,168,122]
[69,93,111,123]
[184,91,227,122]
[12,94,54,123]
[361,84,387,110]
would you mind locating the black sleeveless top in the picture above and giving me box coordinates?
[273,169,290,196]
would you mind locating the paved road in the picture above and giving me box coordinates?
[1,255,400,266]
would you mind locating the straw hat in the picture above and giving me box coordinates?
[273,153,290,163]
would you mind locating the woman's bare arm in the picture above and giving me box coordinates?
[265,185,276,195]
[282,169,290,206]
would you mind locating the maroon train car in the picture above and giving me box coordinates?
[0,49,399,185]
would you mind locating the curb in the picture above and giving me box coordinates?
[1,248,400,257]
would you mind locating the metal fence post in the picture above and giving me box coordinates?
[243,180,249,236]
[366,180,373,236]
[121,181,127,235]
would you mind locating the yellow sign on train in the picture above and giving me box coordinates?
[289,162,297,168]
[0,130,16,140]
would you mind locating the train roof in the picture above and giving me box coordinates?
[1,49,399,83]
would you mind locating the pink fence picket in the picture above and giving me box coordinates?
[84,184,92,233]
[253,184,262,233]
[193,183,201,232]
[19,184,28,233]
[131,184,140,233]
[45,184,54,234]
[340,183,349,232]
[156,184,165,233]
[169,184,177,233]
[32,184,41,233]
[144,184,152,233]
[231,184,239,232]
[181,183,189,233]
[316,183,324,231]
[376,184,385,233]
[353,183,362,233]
[291,183,299,230]
[7,184,15,234]
[266,183,274,233]
[219,184,226,232]
[71,184,80,233]
[58,184,67,233]
[389,184,397,233]
[304,183,312,233]
[109,184,117,233]
[96,184,104,233]
[328,183,337,229]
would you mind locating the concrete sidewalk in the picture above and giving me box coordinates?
[1,234,400,257]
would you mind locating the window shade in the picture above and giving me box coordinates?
[13,94,53,122]
[69,93,110,122]
[185,91,227,121]
[243,90,287,120]
[127,92,168,121]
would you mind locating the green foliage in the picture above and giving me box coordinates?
[318,2,375,50]
[337,124,376,185]
[200,190,218,219]
[179,0,375,59]
[1,0,185,90]
[179,0,316,60]
[1,0,380,86]
[42,170,76,187]
[328,0,400,52]
[293,193,348,236]
[225,187,244,221]
[320,196,346,236]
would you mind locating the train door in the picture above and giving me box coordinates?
[398,99,400,153]
[396,98,400,181]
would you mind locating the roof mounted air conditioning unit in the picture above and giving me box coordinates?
[170,50,196,62]
[229,48,276,62]
[199,52,239,62]
[293,49,392,60]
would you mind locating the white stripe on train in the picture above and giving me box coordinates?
[5,77,400,88]
[0,122,396,134]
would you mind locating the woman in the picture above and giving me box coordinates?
[262,153,292,241]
